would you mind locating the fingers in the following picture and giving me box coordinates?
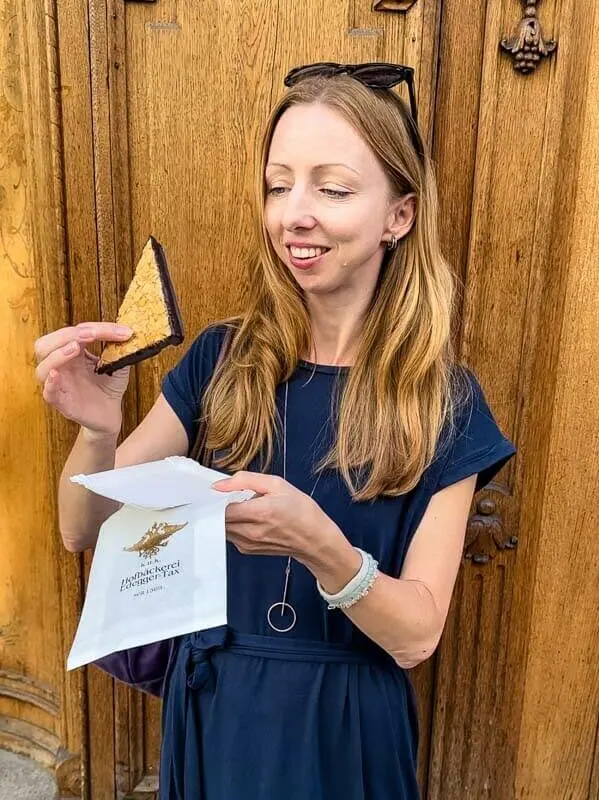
[33,322,132,364]
[212,471,286,495]
[42,369,63,405]
[35,339,82,384]
[225,495,268,524]
[74,321,133,341]
[34,327,90,365]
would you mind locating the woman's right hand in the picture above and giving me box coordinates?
[34,322,135,438]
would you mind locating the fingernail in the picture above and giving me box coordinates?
[116,326,133,336]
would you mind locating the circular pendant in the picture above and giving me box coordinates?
[267,601,296,633]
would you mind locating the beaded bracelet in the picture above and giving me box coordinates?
[316,548,379,610]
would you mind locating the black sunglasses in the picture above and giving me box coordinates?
[283,62,424,160]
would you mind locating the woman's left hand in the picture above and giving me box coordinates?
[212,471,341,564]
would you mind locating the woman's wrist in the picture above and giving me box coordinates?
[80,425,120,447]
[297,520,363,594]
[316,549,379,610]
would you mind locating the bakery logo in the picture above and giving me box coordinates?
[123,521,188,559]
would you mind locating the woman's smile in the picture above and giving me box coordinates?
[286,243,331,269]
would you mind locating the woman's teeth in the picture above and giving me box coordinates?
[289,246,327,259]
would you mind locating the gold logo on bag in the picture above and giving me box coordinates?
[123,521,188,559]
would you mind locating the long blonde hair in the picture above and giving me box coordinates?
[202,75,468,500]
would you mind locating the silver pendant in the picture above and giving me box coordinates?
[267,601,296,633]
[267,555,296,632]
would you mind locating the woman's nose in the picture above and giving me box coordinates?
[280,188,317,231]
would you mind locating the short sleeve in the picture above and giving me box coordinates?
[434,370,516,494]
[161,324,228,447]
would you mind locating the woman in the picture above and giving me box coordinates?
[34,64,516,799]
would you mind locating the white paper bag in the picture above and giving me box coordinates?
[66,457,252,670]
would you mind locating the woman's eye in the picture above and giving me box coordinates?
[267,186,287,196]
[321,188,351,199]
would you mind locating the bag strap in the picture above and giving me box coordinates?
[189,326,235,465]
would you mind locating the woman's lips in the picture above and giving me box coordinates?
[285,245,330,270]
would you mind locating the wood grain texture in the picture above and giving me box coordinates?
[430,0,599,797]
[83,2,121,794]
[514,0,599,794]
[55,0,119,795]
[428,0,528,791]
[3,0,86,795]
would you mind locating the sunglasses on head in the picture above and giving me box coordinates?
[283,62,424,161]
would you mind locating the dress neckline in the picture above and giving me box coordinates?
[297,359,351,375]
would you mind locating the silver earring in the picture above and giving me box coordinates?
[386,234,397,251]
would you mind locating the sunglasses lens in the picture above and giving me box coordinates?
[353,70,394,88]
[352,65,411,88]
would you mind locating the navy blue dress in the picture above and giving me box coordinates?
[96,325,516,799]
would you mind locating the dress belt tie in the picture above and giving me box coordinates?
[185,626,229,690]
[186,626,392,691]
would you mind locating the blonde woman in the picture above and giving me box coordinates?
[35,64,515,799]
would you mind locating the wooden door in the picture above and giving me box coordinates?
[70,2,444,795]
[6,0,599,797]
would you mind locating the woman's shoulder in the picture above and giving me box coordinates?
[447,364,502,438]
[433,363,516,493]
[448,363,480,424]
[160,318,241,444]
[183,318,239,366]
[435,364,499,453]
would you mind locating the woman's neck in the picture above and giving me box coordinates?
[303,290,373,366]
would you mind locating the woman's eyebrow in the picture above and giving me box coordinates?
[314,163,360,176]
[266,162,360,176]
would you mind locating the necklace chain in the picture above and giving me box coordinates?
[266,381,323,633]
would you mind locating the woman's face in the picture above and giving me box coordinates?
[264,103,401,299]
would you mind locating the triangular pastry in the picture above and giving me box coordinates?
[96,236,184,375]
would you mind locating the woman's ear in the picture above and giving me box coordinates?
[385,193,417,243]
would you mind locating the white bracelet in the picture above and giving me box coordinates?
[316,548,379,610]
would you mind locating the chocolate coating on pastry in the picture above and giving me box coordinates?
[96,236,184,375]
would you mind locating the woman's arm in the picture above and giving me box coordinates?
[215,471,477,670]
[302,475,477,668]
[58,394,189,551]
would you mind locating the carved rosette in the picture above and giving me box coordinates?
[501,1,557,74]
[464,493,518,566]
